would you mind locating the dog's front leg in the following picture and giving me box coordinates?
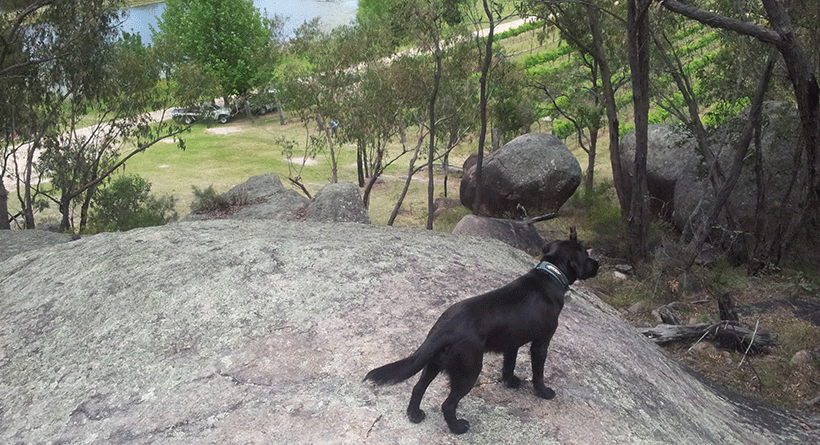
[530,340,556,399]
[501,349,521,388]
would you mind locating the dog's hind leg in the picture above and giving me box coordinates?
[441,351,482,434]
[407,363,439,424]
[501,348,522,388]
[530,339,556,399]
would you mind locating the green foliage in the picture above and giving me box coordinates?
[155,0,276,100]
[522,44,574,69]
[190,184,235,212]
[492,19,545,42]
[88,174,177,233]
[584,180,624,249]
[551,120,576,140]
[357,0,400,26]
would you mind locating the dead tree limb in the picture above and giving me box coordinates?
[640,321,776,352]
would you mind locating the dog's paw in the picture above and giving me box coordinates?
[447,419,470,435]
[502,375,522,388]
[534,385,556,400]
[407,408,426,423]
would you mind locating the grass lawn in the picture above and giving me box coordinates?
[120,113,476,228]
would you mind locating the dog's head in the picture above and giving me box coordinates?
[540,228,599,284]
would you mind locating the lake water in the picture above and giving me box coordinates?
[120,0,359,43]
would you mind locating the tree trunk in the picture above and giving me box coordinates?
[356,138,365,187]
[0,181,9,229]
[23,141,37,229]
[626,0,652,262]
[388,138,424,226]
[585,126,598,199]
[473,0,495,214]
[426,34,442,230]
[324,125,338,183]
[59,193,71,232]
[683,51,775,269]
[588,3,627,225]
[362,140,385,209]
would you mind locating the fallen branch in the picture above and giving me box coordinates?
[640,321,776,351]
[738,318,760,368]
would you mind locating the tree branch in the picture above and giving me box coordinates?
[659,0,781,46]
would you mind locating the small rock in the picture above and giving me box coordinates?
[690,342,718,355]
[653,304,682,325]
[615,264,634,275]
[628,301,647,314]
[791,350,812,366]
[452,214,545,257]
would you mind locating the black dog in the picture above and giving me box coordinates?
[364,229,599,434]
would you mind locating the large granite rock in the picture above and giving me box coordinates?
[0,229,78,261]
[620,124,700,220]
[619,104,805,240]
[184,173,309,221]
[672,102,804,237]
[460,133,581,217]
[452,214,545,257]
[225,173,309,220]
[1,220,817,444]
[305,182,370,224]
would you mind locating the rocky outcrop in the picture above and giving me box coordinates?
[225,173,310,221]
[1,220,817,444]
[460,133,581,218]
[620,103,805,240]
[620,124,700,220]
[0,229,78,261]
[673,102,803,238]
[184,174,371,224]
[452,214,546,257]
[305,182,370,224]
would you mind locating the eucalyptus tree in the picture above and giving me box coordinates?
[390,0,472,229]
[523,0,630,201]
[1,0,186,231]
[36,33,188,232]
[154,0,277,107]
[1,0,119,228]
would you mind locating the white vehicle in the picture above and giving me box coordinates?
[172,103,231,124]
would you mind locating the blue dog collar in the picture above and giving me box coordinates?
[535,261,569,289]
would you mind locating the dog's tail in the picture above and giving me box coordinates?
[364,356,424,385]
[364,336,449,385]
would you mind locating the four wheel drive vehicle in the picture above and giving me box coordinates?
[172,103,232,124]
[253,102,278,115]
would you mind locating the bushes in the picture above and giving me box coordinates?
[88,174,177,233]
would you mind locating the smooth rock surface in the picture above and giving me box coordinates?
[305,182,370,224]
[460,133,581,217]
[452,214,546,256]
[1,220,817,444]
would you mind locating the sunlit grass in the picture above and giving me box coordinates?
[116,113,473,226]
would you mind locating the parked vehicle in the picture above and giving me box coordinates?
[172,103,231,124]
[253,102,278,115]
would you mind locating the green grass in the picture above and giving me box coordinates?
[117,114,472,227]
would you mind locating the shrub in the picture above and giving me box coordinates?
[89,174,177,232]
[190,185,229,212]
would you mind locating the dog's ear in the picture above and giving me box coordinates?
[541,240,560,258]
[569,227,577,242]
